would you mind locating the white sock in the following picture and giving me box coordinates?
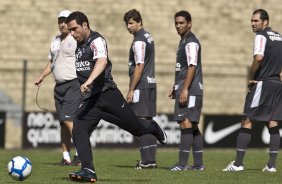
[63,151,71,162]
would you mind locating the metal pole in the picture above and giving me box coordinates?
[22,60,27,113]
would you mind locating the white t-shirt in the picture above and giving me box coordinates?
[48,34,77,83]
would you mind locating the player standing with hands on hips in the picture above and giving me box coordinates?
[66,11,167,183]
[223,9,282,172]
[123,9,158,169]
[169,10,204,171]
[34,10,81,166]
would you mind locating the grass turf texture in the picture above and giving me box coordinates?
[0,148,282,184]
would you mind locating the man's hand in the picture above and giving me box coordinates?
[126,90,134,103]
[248,80,258,92]
[34,74,44,86]
[179,88,188,106]
[81,80,92,94]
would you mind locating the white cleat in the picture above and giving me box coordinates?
[222,161,244,171]
[170,163,189,171]
[262,165,276,172]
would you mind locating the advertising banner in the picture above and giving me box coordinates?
[23,112,180,148]
[203,114,282,148]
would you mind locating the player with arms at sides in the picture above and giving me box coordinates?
[34,10,81,166]
[223,9,282,172]
[66,11,167,183]
[169,10,204,171]
[123,9,158,169]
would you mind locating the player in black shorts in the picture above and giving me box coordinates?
[66,11,167,183]
[123,9,158,169]
[169,10,204,171]
[223,9,282,172]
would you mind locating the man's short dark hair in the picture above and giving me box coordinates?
[174,10,192,22]
[253,9,269,23]
[66,11,90,28]
[123,9,143,26]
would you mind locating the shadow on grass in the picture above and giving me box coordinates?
[115,164,171,171]
[244,168,265,171]
[114,164,135,168]
[59,177,150,183]
[42,162,80,167]
[99,178,151,182]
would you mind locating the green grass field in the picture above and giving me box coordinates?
[1,148,282,184]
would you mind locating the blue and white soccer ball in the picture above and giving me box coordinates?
[7,156,32,181]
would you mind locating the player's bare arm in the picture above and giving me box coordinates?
[126,63,144,103]
[168,86,176,99]
[81,57,107,93]
[34,60,52,86]
[247,54,263,91]
[179,65,196,106]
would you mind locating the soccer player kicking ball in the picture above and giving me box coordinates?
[66,11,167,183]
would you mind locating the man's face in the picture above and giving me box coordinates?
[126,18,141,34]
[67,20,87,43]
[175,16,191,36]
[251,13,267,33]
[58,17,69,35]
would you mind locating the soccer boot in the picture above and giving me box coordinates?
[222,161,244,171]
[262,165,277,172]
[151,120,167,145]
[188,165,205,171]
[135,161,157,169]
[170,163,190,171]
[69,168,97,183]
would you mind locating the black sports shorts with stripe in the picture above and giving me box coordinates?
[244,80,282,122]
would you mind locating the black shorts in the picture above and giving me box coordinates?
[244,80,282,122]
[130,88,156,118]
[54,79,81,121]
[173,95,203,123]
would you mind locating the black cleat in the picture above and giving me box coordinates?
[69,168,97,183]
[151,120,167,144]
[135,161,157,169]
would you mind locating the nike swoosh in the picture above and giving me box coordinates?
[204,121,241,144]
[121,102,125,108]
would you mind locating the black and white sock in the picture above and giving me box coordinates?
[137,135,150,163]
[147,134,157,163]
[234,128,251,166]
[267,126,280,168]
[179,128,193,166]
[192,128,203,167]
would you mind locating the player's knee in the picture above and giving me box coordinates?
[241,118,252,129]
[268,126,280,135]
[239,127,252,134]
[179,119,193,129]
